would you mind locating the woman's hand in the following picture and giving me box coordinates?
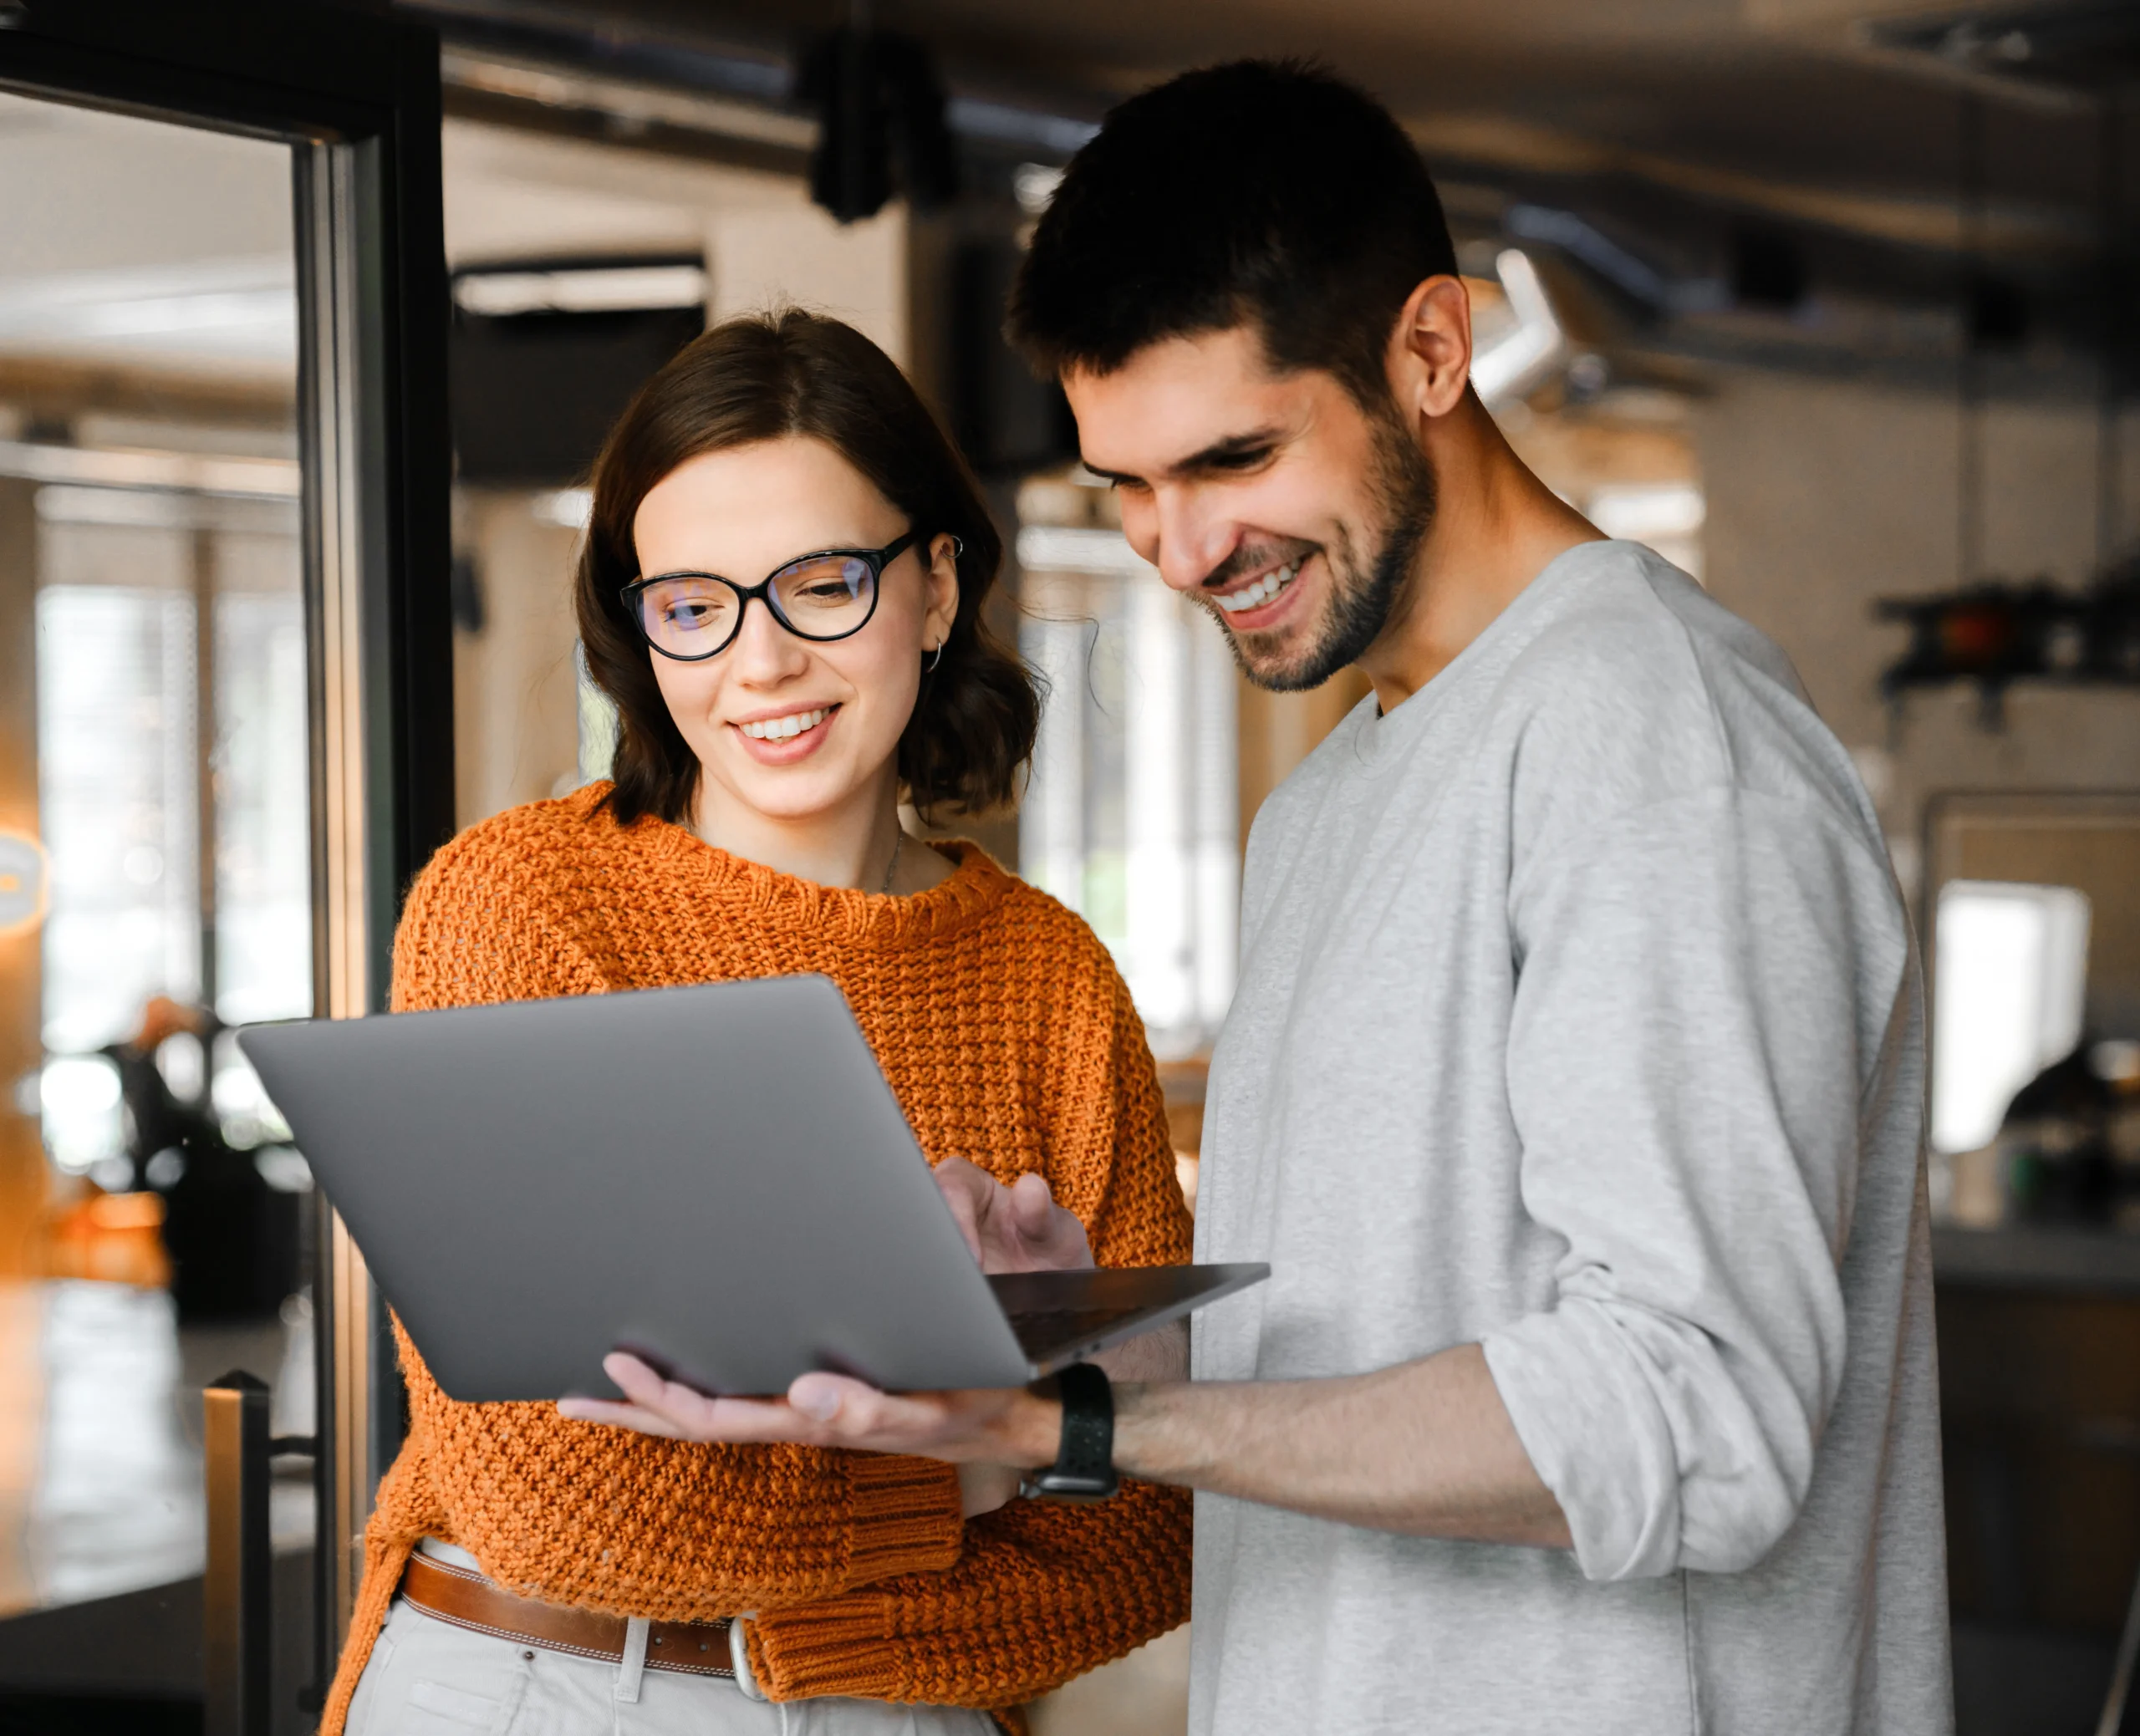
[931,1157,1093,1274]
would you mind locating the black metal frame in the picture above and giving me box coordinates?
[0,2,454,1722]
[0,0,456,987]
[624,529,926,661]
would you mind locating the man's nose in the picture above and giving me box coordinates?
[1128,487,1236,597]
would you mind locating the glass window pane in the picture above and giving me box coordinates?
[1016,517,1238,1058]
[0,87,316,1671]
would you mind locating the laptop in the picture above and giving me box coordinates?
[240,975,1266,1401]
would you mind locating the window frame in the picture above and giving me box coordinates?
[1,0,455,1680]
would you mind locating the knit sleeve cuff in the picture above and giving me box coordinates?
[838,1452,964,1590]
[746,1589,903,1701]
[743,1591,1027,1724]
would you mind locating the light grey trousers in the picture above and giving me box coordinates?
[344,1596,1001,1736]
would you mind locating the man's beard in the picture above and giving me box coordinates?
[1219,415,1435,694]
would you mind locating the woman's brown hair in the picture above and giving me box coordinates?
[576,308,1039,827]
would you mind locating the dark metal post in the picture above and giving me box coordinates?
[204,1371,272,1736]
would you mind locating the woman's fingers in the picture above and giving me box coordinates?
[930,1157,990,1264]
[1009,1172,1095,1270]
[1008,1172,1055,1237]
[935,1159,1096,1275]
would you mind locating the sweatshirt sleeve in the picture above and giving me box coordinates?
[1481,786,1911,1581]
[748,942,1195,1704]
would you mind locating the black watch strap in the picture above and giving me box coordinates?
[1020,1362,1118,1503]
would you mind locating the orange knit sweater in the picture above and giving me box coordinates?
[318,786,1194,1733]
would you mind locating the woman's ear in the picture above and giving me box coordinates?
[922,532,962,652]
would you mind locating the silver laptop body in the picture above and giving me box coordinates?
[240,975,1266,1401]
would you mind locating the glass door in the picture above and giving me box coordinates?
[0,3,450,1726]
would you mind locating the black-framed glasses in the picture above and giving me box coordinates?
[622,529,926,662]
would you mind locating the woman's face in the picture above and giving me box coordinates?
[631,436,960,829]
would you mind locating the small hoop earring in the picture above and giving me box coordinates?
[926,640,945,675]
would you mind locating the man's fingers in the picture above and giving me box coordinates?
[568,1357,829,1444]
[593,1353,802,1442]
[561,1365,1029,1462]
[788,1370,885,1423]
[787,1373,950,1440]
[556,1396,690,1438]
[603,1351,687,1409]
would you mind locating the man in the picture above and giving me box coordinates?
[569,61,1950,1734]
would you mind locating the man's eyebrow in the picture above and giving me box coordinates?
[1080,426,1287,488]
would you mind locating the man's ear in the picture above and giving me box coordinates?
[1385,275,1474,427]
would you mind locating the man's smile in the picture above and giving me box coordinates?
[1210,558,1301,615]
[1202,545,1321,633]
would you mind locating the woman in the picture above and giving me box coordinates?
[328,311,1193,1735]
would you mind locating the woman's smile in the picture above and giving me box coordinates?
[730,701,840,763]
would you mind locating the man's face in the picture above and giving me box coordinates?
[1065,325,1434,691]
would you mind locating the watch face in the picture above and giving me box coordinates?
[1021,1468,1118,1504]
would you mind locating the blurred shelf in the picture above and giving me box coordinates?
[1934,1224,2140,1296]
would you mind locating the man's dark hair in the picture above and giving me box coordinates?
[1007,60,1458,406]
[577,309,1037,827]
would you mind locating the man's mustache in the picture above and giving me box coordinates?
[1197,539,1321,592]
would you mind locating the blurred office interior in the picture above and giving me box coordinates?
[0,0,2135,1730]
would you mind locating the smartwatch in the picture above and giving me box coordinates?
[1019,1362,1118,1502]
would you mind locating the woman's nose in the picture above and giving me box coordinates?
[726,596,809,683]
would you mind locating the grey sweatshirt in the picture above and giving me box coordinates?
[1189,541,1950,1734]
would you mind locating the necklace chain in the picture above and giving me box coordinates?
[879,830,903,896]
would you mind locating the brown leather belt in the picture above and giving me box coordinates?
[400,1550,736,1678]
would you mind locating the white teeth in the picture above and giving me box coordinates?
[1215,562,1299,614]
[740,707,828,741]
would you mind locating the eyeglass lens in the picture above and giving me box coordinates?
[634,552,878,657]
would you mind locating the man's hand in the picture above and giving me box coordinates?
[932,1157,1093,1274]
[556,1345,1572,1550]
[555,1163,1073,1464]
[555,1160,1181,1469]
[557,1353,1060,1468]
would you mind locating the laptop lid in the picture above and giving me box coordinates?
[242,975,1040,1399]
[991,1263,1271,1372]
